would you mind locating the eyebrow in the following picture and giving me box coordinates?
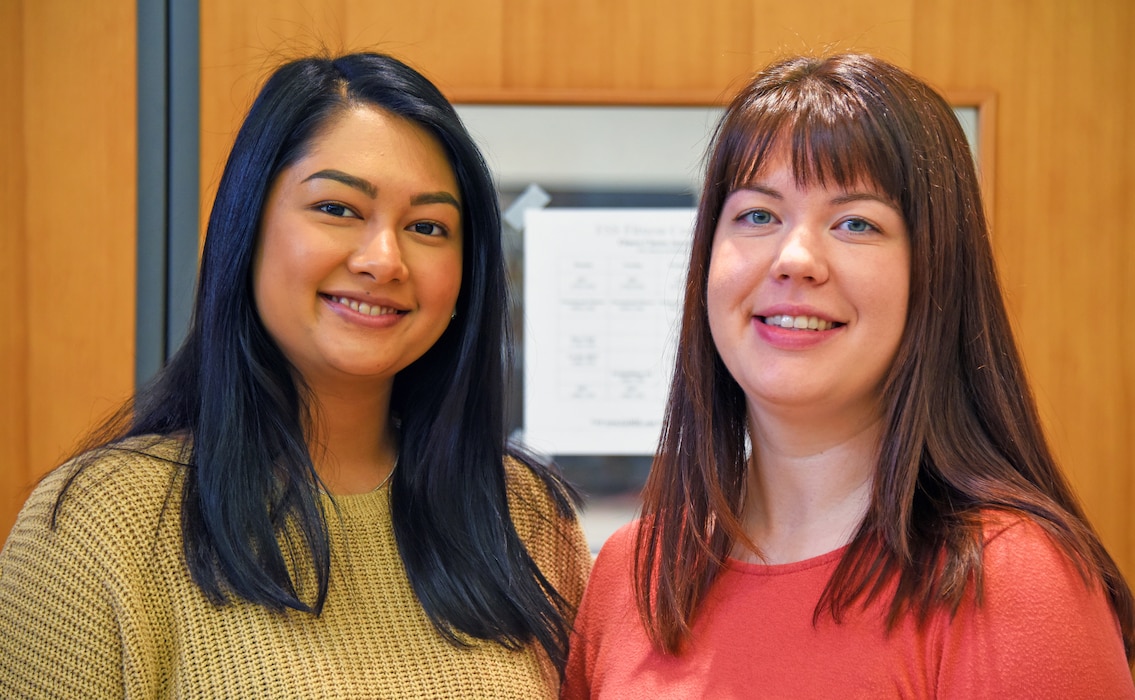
[829,192,901,213]
[302,169,377,198]
[411,191,462,211]
[735,184,783,200]
[735,185,898,212]
[301,169,461,212]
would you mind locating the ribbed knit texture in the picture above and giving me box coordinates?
[0,436,592,699]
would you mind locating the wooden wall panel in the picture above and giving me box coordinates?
[1,0,136,540]
[911,0,1135,584]
[343,0,506,90]
[0,0,29,539]
[20,1,136,497]
[473,0,912,102]
[744,2,914,65]
[497,0,760,94]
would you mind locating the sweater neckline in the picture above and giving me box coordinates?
[320,483,392,518]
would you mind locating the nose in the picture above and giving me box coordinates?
[770,224,828,283]
[348,225,408,282]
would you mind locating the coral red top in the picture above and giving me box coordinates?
[564,515,1133,699]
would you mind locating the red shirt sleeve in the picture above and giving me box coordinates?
[937,517,1134,699]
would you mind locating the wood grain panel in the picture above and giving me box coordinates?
[0,0,30,539]
[21,0,136,480]
[912,0,1135,582]
[498,0,911,100]
[342,0,506,91]
[742,1,914,67]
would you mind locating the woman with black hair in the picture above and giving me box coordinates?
[0,52,590,698]
[563,53,1134,697]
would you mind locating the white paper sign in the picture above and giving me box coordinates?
[523,208,696,455]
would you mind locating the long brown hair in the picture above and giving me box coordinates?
[634,53,1135,658]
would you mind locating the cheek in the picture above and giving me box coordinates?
[705,255,738,347]
[250,225,308,336]
[705,243,749,316]
[413,248,464,310]
[881,253,911,331]
[255,223,343,302]
[705,269,727,326]
[857,255,911,356]
[250,242,288,348]
[444,265,463,308]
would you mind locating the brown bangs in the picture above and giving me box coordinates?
[721,81,908,209]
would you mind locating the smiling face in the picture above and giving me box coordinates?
[252,105,463,396]
[706,148,910,428]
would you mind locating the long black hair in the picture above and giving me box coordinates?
[55,52,580,672]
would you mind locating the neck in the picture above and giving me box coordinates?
[306,379,399,495]
[735,407,882,565]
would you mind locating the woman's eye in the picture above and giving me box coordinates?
[741,209,774,225]
[409,221,446,236]
[316,202,359,218]
[839,217,876,234]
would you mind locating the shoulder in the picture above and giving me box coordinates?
[977,510,1097,598]
[502,453,576,526]
[58,434,186,499]
[974,511,1127,647]
[972,510,1118,627]
[1,433,188,589]
[562,521,642,699]
[502,453,593,607]
[583,520,638,594]
[0,435,188,698]
[593,520,637,566]
[935,510,1134,697]
[0,434,189,623]
[14,434,187,548]
[572,520,638,618]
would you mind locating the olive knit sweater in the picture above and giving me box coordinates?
[0,437,592,698]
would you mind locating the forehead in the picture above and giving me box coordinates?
[297,106,458,189]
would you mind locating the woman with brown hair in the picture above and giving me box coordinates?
[563,53,1134,697]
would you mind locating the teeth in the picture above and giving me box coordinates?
[336,296,397,317]
[763,314,834,331]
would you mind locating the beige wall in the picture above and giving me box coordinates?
[4,0,1133,588]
